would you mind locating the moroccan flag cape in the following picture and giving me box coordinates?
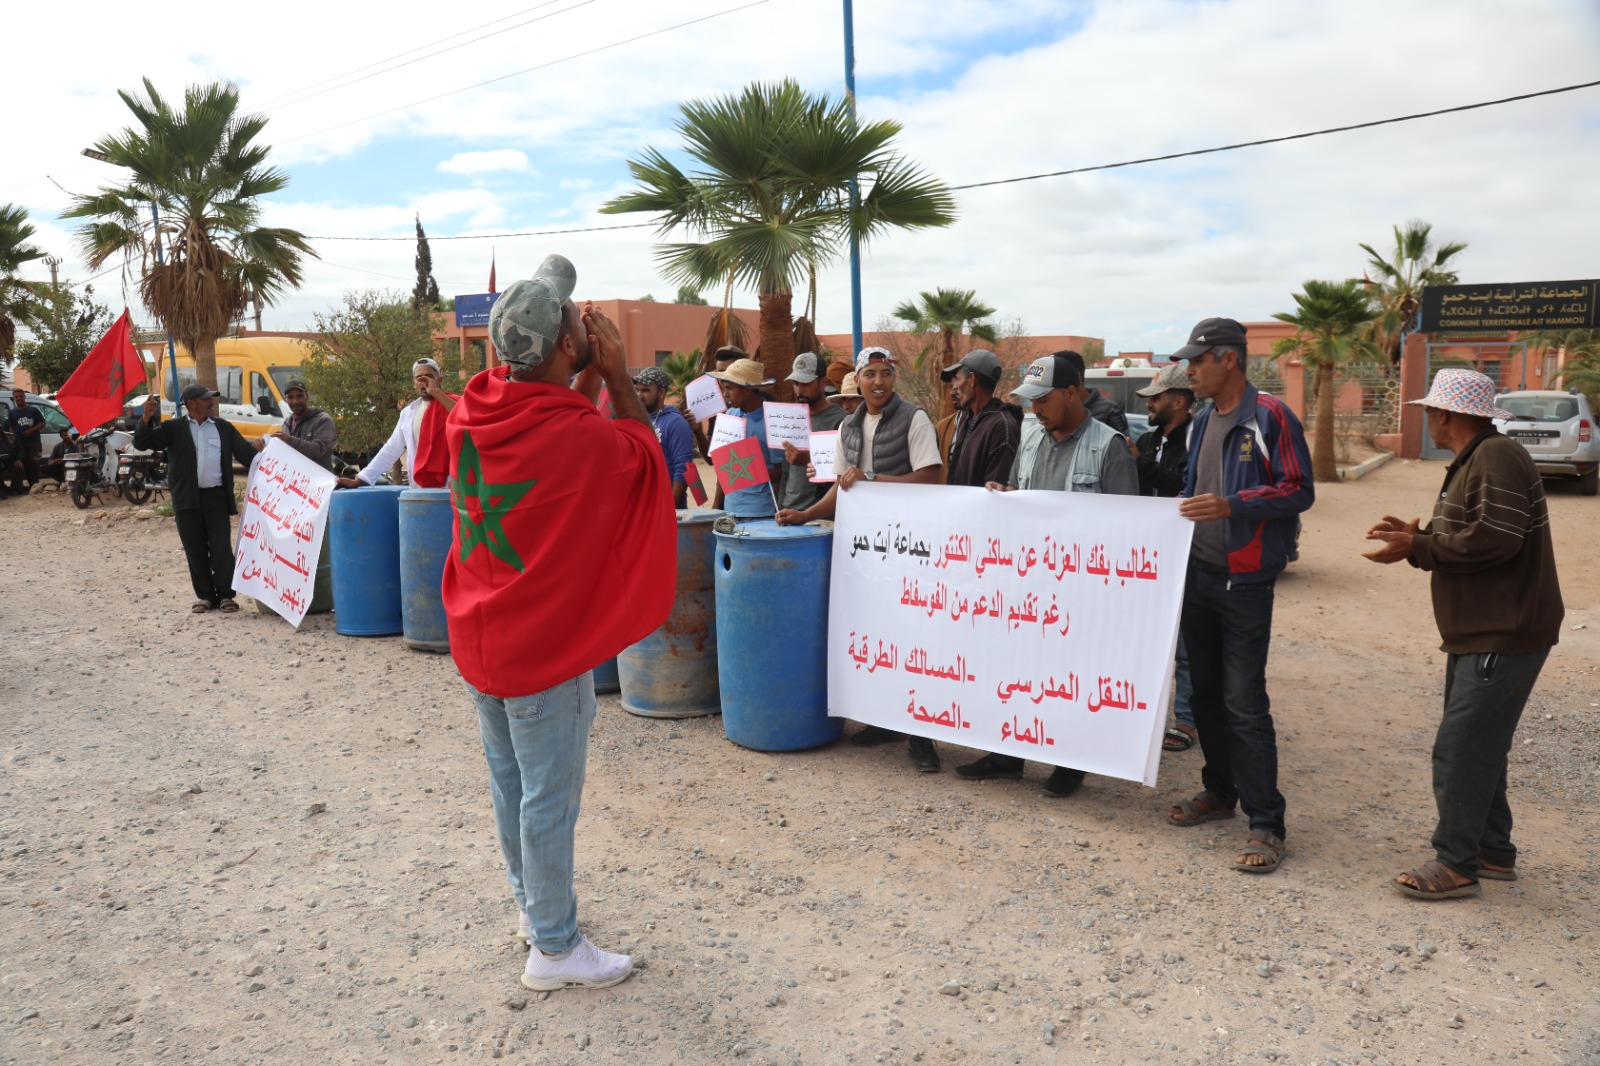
[683,460,708,506]
[441,369,676,698]
[411,393,460,488]
[55,309,145,431]
[710,436,771,495]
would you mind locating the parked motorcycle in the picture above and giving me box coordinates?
[118,448,168,506]
[64,427,120,509]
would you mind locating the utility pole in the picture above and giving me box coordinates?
[843,0,863,362]
[44,256,63,289]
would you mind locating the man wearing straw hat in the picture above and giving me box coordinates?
[708,357,781,518]
[1364,367,1564,901]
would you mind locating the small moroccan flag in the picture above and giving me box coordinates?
[683,460,708,506]
[710,436,771,495]
[55,309,145,431]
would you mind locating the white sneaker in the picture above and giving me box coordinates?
[514,910,531,943]
[521,935,633,991]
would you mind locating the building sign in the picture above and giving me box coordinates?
[454,292,500,328]
[1421,280,1598,334]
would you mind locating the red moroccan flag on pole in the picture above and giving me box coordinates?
[55,309,145,431]
[710,436,772,495]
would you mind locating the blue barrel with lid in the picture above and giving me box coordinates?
[713,519,841,751]
[329,485,406,636]
[619,509,723,718]
[399,487,454,652]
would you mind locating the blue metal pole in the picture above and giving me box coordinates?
[843,0,863,360]
[152,203,179,412]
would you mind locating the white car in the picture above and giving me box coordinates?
[1494,390,1599,496]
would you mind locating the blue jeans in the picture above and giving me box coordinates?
[467,672,597,955]
[1180,569,1285,840]
[1172,634,1194,729]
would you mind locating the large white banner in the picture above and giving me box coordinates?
[232,439,336,628]
[828,483,1194,786]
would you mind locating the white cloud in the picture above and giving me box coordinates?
[436,149,531,175]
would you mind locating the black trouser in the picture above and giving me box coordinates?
[174,487,236,606]
[0,455,23,494]
[17,445,39,486]
[1432,649,1550,879]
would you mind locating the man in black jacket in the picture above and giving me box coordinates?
[135,385,259,614]
[940,350,1021,489]
[1134,362,1198,752]
[1057,352,1130,437]
[259,377,336,470]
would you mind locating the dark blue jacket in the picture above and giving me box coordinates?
[1181,384,1314,582]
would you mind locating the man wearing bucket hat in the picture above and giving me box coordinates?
[708,357,782,518]
[775,351,846,513]
[338,357,459,489]
[632,366,695,508]
[1135,363,1199,752]
[777,345,945,771]
[1164,317,1313,877]
[957,352,1137,797]
[443,253,676,990]
[257,377,336,470]
[1364,368,1564,900]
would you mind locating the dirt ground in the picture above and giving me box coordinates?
[2,459,1596,1066]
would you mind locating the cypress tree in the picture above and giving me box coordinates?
[412,215,441,314]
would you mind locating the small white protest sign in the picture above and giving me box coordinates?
[707,412,746,453]
[684,375,727,422]
[809,431,839,483]
[232,438,337,628]
[762,402,812,450]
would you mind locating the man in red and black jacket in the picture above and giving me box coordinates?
[1163,318,1313,878]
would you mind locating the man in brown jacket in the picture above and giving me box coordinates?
[1364,368,1564,900]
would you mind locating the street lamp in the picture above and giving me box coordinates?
[81,147,178,416]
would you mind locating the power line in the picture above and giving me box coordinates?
[278,0,775,145]
[252,0,576,110]
[308,221,653,240]
[303,76,1600,242]
[262,0,598,113]
[946,77,1600,191]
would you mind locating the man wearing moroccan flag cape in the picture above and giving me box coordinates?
[443,254,675,993]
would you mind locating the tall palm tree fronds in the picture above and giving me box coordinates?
[1271,278,1382,482]
[660,349,703,401]
[701,306,753,371]
[891,287,999,420]
[63,78,316,390]
[1360,219,1466,365]
[0,203,47,365]
[603,79,955,395]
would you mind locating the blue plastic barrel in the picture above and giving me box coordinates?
[399,487,454,653]
[329,486,406,636]
[592,657,620,695]
[619,510,722,718]
[713,520,841,751]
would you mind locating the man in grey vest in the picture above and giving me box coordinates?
[958,352,1138,797]
[776,346,944,771]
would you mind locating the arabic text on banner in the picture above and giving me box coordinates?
[707,412,746,453]
[232,439,337,628]
[827,483,1194,787]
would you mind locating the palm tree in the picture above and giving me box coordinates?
[660,349,703,402]
[1528,329,1600,405]
[601,79,955,393]
[891,287,999,420]
[1360,220,1467,366]
[1271,278,1382,482]
[0,203,46,366]
[64,78,315,391]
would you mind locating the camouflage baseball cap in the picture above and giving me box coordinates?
[489,254,577,367]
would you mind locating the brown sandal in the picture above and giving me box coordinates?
[218,599,240,614]
[1393,859,1480,900]
[1234,833,1284,874]
[191,601,212,614]
[1163,724,1198,751]
[1478,859,1517,881]
[1168,790,1236,827]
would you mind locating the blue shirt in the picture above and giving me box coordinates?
[187,417,223,489]
[651,405,695,486]
[722,404,782,518]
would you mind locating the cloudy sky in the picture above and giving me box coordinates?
[5,0,1599,354]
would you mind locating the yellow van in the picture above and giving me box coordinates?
[153,336,314,442]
